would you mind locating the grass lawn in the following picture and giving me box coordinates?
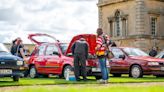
[1,75,164,92]
[0,75,164,87]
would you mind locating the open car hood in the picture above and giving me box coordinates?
[65,34,96,55]
[28,33,58,45]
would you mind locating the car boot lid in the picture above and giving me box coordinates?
[28,33,58,45]
[65,34,97,55]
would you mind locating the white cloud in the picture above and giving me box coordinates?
[0,0,98,44]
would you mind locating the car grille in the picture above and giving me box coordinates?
[159,62,164,66]
[0,60,17,69]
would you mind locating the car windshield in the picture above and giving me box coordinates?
[59,43,69,54]
[123,48,149,56]
[0,43,10,55]
[155,51,164,58]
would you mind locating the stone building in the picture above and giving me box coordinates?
[97,0,164,52]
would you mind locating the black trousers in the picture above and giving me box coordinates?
[73,54,87,79]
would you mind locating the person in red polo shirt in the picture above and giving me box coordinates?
[95,28,109,84]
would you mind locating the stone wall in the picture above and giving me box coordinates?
[97,0,164,52]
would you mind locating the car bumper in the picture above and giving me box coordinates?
[0,69,26,77]
[86,67,110,76]
[143,66,164,75]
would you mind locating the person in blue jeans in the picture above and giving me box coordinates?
[96,28,109,83]
[99,58,109,81]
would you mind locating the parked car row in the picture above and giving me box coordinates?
[0,33,164,82]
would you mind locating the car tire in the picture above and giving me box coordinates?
[29,66,38,78]
[155,75,164,77]
[13,76,19,81]
[63,65,73,79]
[130,65,143,78]
[113,74,122,77]
[95,76,102,80]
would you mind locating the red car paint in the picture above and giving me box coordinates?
[27,33,164,78]
[27,33,101,78]
[109,47,164,77]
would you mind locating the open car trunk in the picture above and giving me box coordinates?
[28,33,58,45]
[65,34,97,56]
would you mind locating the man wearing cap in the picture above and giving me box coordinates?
[71,38,89,81]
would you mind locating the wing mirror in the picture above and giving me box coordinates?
[53,51,60,56]
[67,53,73,56]
[119,55,125,60]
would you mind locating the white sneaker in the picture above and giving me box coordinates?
[97,79,105,84]
[104,80,108,84]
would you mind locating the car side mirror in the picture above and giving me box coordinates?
[67,53,73,56]
[53,51,60,56]
[119,55,125,60]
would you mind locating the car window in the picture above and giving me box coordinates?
[38,45,46,56]
[155,52,164,58]
[112,48,124,58]
[123,48,148,56]
[46,45,59,56]
[162,55,164,59]
[59,43,68,54]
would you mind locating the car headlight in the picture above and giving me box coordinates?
[148,62,159,66]
[17,61,23,65]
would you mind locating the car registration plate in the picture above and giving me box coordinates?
[161,67,164,71]
[0,69,12,74]
[92,68,101,72]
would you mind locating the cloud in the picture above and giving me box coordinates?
[0,0,98,44]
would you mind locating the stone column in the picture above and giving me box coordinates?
[135,0,146,35]
[98,7,103,28]
[134,0,148,50]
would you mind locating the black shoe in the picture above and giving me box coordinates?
[76,78,81,81]
[83,78,88,81]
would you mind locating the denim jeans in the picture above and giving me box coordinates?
[98,58,109,80]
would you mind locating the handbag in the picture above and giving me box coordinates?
[14,45,20,56]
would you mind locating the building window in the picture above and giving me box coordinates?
[122,18,128,37]
[109,21,113,37]
[150,17,157,36]
[115,11,121,37]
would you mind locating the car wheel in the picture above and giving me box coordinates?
[155,75,164,77]
[95,76,102,80]
[13,76,19,81]
[130,65,143,78]
[113,74,122,77]
[29,66,38,78]
[63,65,72,79]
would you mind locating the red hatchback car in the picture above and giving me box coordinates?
[27,33,102,79]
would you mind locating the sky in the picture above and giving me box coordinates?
[0,0,98,44]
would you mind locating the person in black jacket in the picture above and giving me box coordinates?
[71,38,88,81]
[10,39,17,55]
[149,47,158,57]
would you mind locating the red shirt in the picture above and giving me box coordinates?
[96,36,106,55]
